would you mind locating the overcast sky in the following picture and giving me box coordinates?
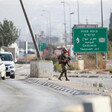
[0,0,112,41]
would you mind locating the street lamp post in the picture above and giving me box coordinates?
[41,14,49,43]
[61,1,74,45]
[61,0,67,47]
[42,10,51,44]
[66,2,74,44]
[70,11,72,44]
[70,12,74,44]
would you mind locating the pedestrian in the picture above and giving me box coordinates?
[58,48,70,81]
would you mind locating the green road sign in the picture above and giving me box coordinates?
[38,43,46,51]
[72,28,108,53]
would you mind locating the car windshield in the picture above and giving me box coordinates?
[0,54,13,61]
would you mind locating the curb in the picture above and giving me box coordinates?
[68,75,112,78]
[24,78,96,96]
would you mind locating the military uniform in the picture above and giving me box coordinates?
[58,53,69,81]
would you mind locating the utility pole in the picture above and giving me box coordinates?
[101,0,103,27]
[86,18,88,25]
[101,0,107,62]
[19,0,41,60]
[95,0,104,67]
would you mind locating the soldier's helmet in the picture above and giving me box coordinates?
[62,47,68,53]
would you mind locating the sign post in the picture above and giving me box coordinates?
[72,28,108,67]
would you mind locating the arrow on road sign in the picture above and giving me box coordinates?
[76,37,80,44]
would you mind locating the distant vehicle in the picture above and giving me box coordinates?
[0,58,6,80]
[0,52,15,79]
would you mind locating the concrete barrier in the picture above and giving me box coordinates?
[110,95,112,111]
[30,60,53,78]
[78,60,84,70]
[106,60,112,69]
[61,96,111,112]
[61,105,84,112]
[86,96,111,112]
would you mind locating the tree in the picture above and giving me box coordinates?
[108,28,112,42]
[0,34,3,47]
[0,19,20,47]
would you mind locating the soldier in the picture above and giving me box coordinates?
[58,48,70,81]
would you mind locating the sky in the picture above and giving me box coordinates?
[0,0,112,41]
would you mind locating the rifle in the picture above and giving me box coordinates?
[66,57,71,67]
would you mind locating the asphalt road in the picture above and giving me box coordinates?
[0,65,85,112]
[1,64,111,112]
[0,79,85,112]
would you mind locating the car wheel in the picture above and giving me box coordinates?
[2,76,5,80]
[10,74,15,79]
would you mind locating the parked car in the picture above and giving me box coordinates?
[0,52,15,79]
[0,58,6,80]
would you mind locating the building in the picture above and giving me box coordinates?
[0,42,19,61]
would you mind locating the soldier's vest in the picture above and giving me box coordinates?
[58,54,67,65]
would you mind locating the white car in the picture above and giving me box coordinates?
[0,52,15,79]
[0,58,6,80]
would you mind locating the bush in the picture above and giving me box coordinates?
[98,61,106,69]
[84,59,96,69]
[109,70,112,73]
[97,53,106,69]
[54,61,79,72]
[108,51,112,60]
[44,56,57,64]
[18,55,37,62]
[54,62,62,72]
[93,83,97,87]
[68,65,75,70]
[68,61,79,70]
[99,83,103,87]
